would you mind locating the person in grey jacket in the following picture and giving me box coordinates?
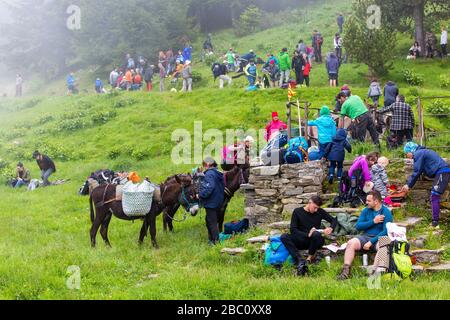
[368,79,382,107]
[326,52,340,87]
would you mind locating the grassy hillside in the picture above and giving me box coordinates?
[0,0,449,300]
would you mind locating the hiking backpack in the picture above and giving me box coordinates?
[224,218,250,235]
[261,133,289,166]
[387,240,413,280]
[212,63,221,79]
[284,136,309,164]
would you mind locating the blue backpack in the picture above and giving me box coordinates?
[224,218,250,235]
[264,236,293,266]
[247,65,257,76]
[284,136,309,164]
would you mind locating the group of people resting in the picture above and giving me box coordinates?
[279,140,449,278]
[9,151,56,189]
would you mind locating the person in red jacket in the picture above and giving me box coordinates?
[265,112,287,141]
[302,53,311,87]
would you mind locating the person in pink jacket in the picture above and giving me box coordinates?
[265,112,287,141]
[348,152,379,189]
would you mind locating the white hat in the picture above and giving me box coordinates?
[244,136,254,143]
[185,60,191,65]
[363,181,374,194]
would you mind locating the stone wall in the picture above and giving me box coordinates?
[243,161,326,226]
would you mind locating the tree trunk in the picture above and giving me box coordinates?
[413,0,426,51]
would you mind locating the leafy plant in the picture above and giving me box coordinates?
[427,100,449,119]
[108,148,122,160]
[131,148,151,161]
[440,74,450,88]
[91,110,117,125]
[403,69,424,86]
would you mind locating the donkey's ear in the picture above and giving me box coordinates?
[175,175,182,184]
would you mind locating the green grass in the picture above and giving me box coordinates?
[0,0,449,300]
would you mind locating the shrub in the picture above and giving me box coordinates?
[38,115,54,125]
[108,148,121,160]
[192,71,203,84]
[91,110,117,125]
[55,118,87,132]
[37,143,75,162]
[403,69,424,86]
[427,100,449,119]
[440,74,450,88]
[131,148,151,161]
[60,111,87,120]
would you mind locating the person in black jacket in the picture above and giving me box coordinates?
[291,50,305,86]
[281,196,337,276]
[324,128,352,184]
[199,157,225,245]
[383,81,399,108]
[144,65,154,92]
[32,150,56,186]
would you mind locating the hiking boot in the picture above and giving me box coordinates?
[296,261,309,277]
[328,175,334,184]
[337,264,352,281]
[431,221,440,229]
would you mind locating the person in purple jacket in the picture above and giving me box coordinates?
[348,152,379,191]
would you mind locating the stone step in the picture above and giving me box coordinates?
[221,248,247,256]
[268,221,290,230]
[410,230,444,248]
[247,235,269,244]
[411,248,445,265]
[396,217,424,229]
[425,262,450,273]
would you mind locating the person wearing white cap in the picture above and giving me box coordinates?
[218,59,232,89]
[182,60,193,92]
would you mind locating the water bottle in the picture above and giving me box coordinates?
[363,254,369,267]
[325,256,331,267]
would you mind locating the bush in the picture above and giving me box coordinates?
[55,118,87,132]
[108,148,121,160]
[37,143,75,162]
[403,69,424,86]
[192,71,203,84]
[91,110,117,125]
[60,111,87,120]
[427,100,450,119]
[440,74,450,88]
[131,148,151,161]
[38,115,54,125]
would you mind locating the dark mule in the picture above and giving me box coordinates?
[218,166,247,232]
[89,175,199,249]
[161,173,202,232]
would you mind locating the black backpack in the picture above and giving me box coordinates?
[212,63,221,79]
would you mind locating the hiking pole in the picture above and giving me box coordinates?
[297,99,302,137]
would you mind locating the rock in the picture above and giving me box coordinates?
[303,186,322,193]
[412,248,444,265]
[247,235,269,244]
[295,193,321,200]
[255,189,278,197]
[282,187,304,196]
[397,217,424,229]
[221,248,247,255]
[268,221,290,230]
[412,265,425,274]
[292,176,321,186]
[283,204,300,214]
[269,230,281,236]
[410,239,426,249]
[281,198,303,205]
[251,166,280,176]
[425,262,450,273]
[240,184,255,190]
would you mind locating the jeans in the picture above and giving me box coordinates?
[159,78,165,92]
[219,75,232,88]
[295,70,304,85]
[329,160,344,180]
[279,70,290,87]
[41,168,55,186]
[247,75,255,86]
[205,208,220,244]
[319,143,330,158]
[182,78,193,92]
[441,44,447,57]
[281,232,325,263]
[14,179,27,188]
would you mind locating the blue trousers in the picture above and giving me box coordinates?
[329,160,344,179]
